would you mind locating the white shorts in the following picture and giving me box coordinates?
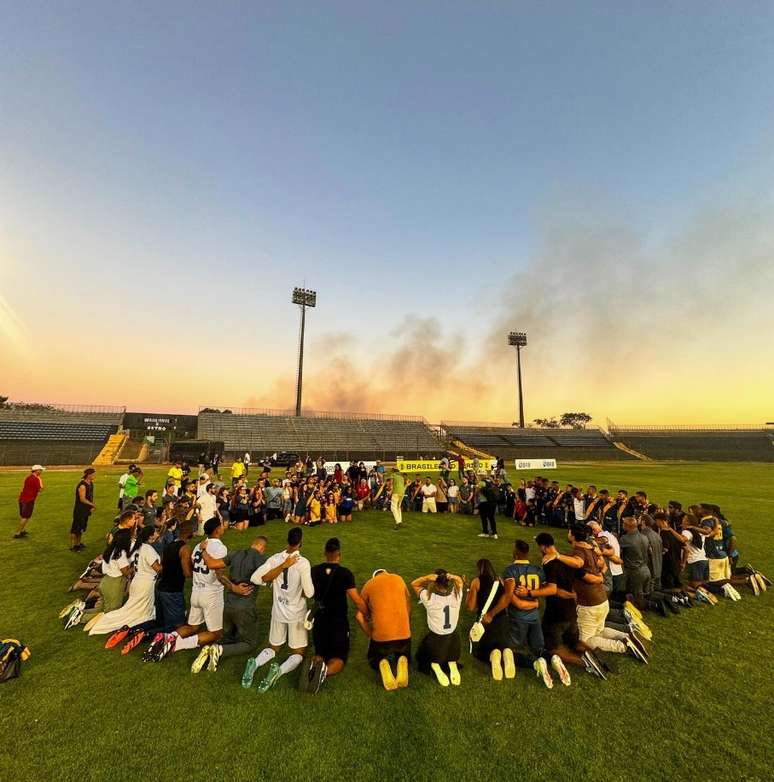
[269,617,308,649]
[422,498,437,513]
[188,589,224,632]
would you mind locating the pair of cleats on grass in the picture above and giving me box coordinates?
[379,656,409,690]
[490,649,572,689]
[103,625,146,655]
[240,656,327,694]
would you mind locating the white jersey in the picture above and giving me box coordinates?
[420,588,462,636]
[252,550,314,622]
[191,538,227,592]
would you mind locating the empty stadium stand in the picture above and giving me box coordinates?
[441,422,636,462]
[0,405,124,465]
[609,425,774,462]
[197,408,444,460]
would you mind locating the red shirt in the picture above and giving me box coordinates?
[19,473,43,503]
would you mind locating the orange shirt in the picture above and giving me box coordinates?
[361,572,411,642]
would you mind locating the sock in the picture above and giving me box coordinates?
[279,654,303,676]
[255,648,275,667]
[173,634,199,651]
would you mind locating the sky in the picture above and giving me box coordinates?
[2,1,773,425]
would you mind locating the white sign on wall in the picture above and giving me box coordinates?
[513,458,557,470]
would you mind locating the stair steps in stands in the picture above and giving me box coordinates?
[92,433,128,466]
[613,441,651,461]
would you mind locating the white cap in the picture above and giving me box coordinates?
[31,464,45,472]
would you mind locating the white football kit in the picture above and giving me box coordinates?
[189,538,227,631]
[252,550,314,648]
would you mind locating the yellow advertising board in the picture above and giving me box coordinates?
[396,459,496,473]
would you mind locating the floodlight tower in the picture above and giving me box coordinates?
[292,287,317,417]
[508,331,527,428]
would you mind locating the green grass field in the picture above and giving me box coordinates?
[1,462,773,782]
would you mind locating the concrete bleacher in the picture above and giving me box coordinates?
[0,405,124,465]
[609,426,774,462]
[197,408,443,460]
[442,422,635,461]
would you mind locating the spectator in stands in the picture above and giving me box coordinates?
[14,464,44,539]
[421,478,438,513]
[71,468,97,551]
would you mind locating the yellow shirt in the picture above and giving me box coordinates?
[231,462,245,480]
[308,497,321,521]
[325,502,337,522]
[167,466,183,489]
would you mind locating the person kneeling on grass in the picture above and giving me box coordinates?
[61,528,133,629]
[143,517,232,663]
[466,559,518,681]
[241,527,315,692]
[356,568,412,691]
[535,532,608,680]
[190,535,268,673]
[300,538,368,694]
[411,569,463,687]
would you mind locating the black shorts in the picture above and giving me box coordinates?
[416,631,461,673]
[312,618,350,662]
[18,500,35,519]
[541,618,580,652]
[367,638,411,670]
[70,511,90,534]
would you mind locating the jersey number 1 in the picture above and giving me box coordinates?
[281,569,289,590]
[442,605,451,630]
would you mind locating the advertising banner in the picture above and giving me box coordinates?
[513,458,557,470]
[397,458,496,473]
[323,461,377,475]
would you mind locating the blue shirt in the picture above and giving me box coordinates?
[503,560,545,622]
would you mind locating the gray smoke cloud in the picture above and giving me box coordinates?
[245,200,774,424]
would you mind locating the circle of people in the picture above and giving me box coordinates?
[53,462,770,693]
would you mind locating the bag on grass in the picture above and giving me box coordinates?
[0,639,30,683]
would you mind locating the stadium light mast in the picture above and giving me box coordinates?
[508,331,527,428]
[292,287,317,417]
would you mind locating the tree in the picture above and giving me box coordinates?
[532,417,560,429]
[560,412,592,429]
[0,396,8,409]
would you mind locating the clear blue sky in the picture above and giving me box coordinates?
[2,2,773,421]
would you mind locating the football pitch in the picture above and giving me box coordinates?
[1,462,773,782]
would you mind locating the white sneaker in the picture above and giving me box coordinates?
[491,534,498,540]
[550,654,571,686]
[533,657,553,689]
[477,533,489,538]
